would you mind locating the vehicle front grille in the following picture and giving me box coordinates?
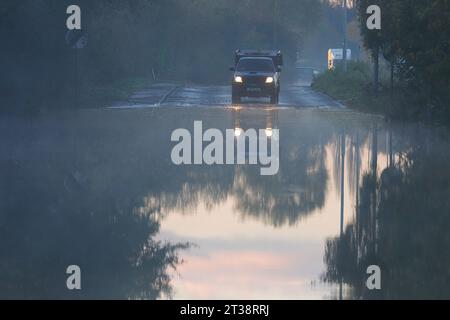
[243,76,266,85]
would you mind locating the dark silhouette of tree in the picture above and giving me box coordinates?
[356,0,450,114]
[323,124,450,299]
[0,0,322,113]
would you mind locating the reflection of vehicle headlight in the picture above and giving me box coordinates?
[265,77,274,84]
[234,76,243,83]
[234,128,242,137]
[265,128,273,137]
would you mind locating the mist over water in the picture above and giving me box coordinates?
[2,107,449,299]
[1,0,450,301]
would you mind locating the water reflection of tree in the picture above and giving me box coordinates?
[138,108,333,227]
[0,164,188,299]
[229,109,331,227]
[323,124,450,299]
[0,113,190,299]
[139,110,384,228]
[232,140,328,227]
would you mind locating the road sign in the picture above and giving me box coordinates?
[328,49,352,70]
[328,49,351,60]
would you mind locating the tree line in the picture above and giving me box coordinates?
[357,0,450,117]
[0,0,321,113]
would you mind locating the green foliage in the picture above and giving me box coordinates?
[0,0,322,112]
[80,77,153,108]
[312,61,393,115]
[314,55,450,122]
[356,0,450,115]
[313,61,371,102]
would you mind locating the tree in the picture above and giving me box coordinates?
[356,0,450,115]
[356,0,384,95]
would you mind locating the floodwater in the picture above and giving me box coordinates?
[1,104,450,299]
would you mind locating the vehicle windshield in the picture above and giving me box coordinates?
[236,58,275,72]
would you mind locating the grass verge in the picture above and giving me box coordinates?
[79,77,154,108]
[311,61,437,122]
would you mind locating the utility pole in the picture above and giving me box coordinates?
[343,0,348,72]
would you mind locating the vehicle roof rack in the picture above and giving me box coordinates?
[235,49,283,66]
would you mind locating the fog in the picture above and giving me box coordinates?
[0,0,353,112]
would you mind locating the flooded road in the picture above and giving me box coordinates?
[110,83,344,109]
[1,85,450,299]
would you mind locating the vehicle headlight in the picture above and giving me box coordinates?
[234,76,243,83]
[265,77,274,84]
[234,128,242,137]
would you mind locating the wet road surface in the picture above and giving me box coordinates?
[111,83,344,109]
[1,83,450,299]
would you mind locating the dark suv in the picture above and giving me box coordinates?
[230,50,282,104]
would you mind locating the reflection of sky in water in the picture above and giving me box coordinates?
[157,115,392,299]
[2,107,449,299]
